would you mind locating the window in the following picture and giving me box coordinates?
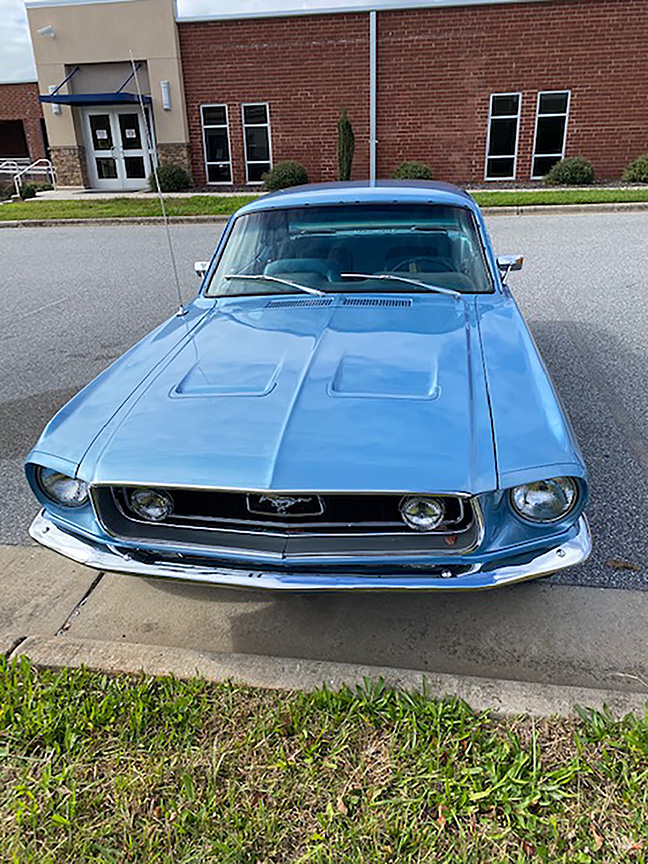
[485,93,521,180]
[532,91,570,178]
[205,204,494,297]
[242,103,272,183]
[0,120,29,158]
[201,104,232,184]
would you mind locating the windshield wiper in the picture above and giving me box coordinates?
[224,274,326,297]
[340,273,462,299]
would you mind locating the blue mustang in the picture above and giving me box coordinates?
[26,181,591,590]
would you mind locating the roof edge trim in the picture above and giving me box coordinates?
[175,0,553,23]
[24,0,556,17]
[26,0,140,9]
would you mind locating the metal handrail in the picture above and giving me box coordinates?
[0,158,58,195]
[0,159,23,175]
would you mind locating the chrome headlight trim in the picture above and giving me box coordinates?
[36,466,90,508]
[509,476,579,524]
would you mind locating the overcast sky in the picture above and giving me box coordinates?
[0,0,428,84]
[1,0,36,83]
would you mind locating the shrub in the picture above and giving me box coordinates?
[623,153,648,184]
[543,156,595,186]
[391,161,435,181]
[262,160,308,191]
[149,163,192,193]
[337,108,355,181]
[33,182,53,192]
[0,180,13,201]
[19,184,37,200]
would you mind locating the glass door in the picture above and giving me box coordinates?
[85,111,120,189]
[115,109,152,189]
[84,108,153,190]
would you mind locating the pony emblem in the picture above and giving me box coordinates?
[258,495,313,515]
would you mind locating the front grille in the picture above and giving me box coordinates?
[93,487,481,559]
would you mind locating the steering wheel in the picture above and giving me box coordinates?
[390,256,454,274]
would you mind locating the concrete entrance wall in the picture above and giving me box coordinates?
[27,0,190,186]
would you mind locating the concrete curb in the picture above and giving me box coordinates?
[1,201,648,228]
[483,201,648,216]
[0,633,25,657]
[8,634,648,719]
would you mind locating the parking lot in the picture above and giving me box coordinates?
[1,211,646,591]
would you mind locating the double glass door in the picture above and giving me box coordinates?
[84,108,154,190]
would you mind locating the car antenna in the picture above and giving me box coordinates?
[129,51,187,317]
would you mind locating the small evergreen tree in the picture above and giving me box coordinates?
[337,108,355,182]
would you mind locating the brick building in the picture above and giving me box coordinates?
[0,82,47,164]
[4,0,647,190]
[178,0,648,187]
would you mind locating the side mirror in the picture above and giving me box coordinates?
[194,261,210,279]
[497,255,524,278]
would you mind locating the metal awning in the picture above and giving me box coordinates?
[40,92,152,106]
[39,63,151,107]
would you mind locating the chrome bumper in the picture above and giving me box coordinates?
[29,510,591,591]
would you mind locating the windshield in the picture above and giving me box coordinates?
[205,203,494,297]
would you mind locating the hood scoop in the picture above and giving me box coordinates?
[174,360,279,398]
[330,355,439,400]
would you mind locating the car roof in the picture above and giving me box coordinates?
[236,180,478,216]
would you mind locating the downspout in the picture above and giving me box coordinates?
[369,9,377,183]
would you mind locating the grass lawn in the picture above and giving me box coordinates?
[3,187,648,222]
[1,658,646,863]
[473,188,648,208]
[0,195,259,222]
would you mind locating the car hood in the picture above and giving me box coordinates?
[80,295,498,494]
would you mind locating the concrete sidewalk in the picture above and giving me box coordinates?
[2,543,647,717]
[28,183,642,202]
[28,187,259,200]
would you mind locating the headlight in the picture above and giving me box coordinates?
[399,496,445,531]
[129,488,174,522]
[510,477,578,522]
[37,467,89,507]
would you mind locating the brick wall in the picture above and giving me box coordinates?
[178,13,370,187]
[178,0,648,185]
[377,0,648,183]
[0,82,45,162]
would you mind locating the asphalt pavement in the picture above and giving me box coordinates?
[1,212,647,591]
